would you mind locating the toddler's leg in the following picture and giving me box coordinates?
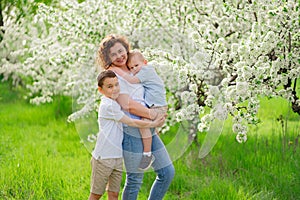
[139,120,155,170]
[139,127,152,153]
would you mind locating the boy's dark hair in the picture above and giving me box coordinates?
[97,70,117,87]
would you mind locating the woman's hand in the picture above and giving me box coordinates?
[152,114,166,127]
[149,109,159,120]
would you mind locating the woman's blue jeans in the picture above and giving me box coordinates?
[122,126,175,200]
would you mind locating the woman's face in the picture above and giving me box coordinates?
[109,42,128,67]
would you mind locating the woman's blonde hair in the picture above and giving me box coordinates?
[96,34,131,70]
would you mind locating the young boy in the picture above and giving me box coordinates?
[113,50,168,171]
[89,70,165,200]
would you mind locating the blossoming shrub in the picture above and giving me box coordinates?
[0,0,299,143]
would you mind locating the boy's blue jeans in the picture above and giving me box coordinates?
[122,126,175,200]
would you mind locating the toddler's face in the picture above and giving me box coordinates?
[128,57,145,75]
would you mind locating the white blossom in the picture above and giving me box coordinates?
[0,0,299,144]
[236,133,247,143]
[236,82,249,96]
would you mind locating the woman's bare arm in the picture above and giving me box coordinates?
[116,93,157,120]
[113,67,140,84]
[110,65,157,120]
[119,114,165,128]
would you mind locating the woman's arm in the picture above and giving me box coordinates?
[113,67,140,84]
[109,65,157,119]
[116,93,158,120]
[119,114,165,128]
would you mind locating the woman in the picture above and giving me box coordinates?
[97,34,175,200]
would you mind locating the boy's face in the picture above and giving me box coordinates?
[128,56,147,75]
[98,77,120,100]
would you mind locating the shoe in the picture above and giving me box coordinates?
[138,154,155,171]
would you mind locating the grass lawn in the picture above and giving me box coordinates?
[0,82,299,199]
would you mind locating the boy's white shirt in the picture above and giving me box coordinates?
[92,96,124,159]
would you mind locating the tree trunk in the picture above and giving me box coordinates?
[0,2,4,42]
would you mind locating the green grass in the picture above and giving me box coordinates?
[0,83,91,199]
[1,82,300,199]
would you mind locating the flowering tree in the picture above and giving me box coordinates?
[1,0,299,146]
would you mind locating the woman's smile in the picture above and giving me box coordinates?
[115,56,126,65]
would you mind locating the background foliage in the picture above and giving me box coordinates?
[1,0,299,143]
[0,1,300,199]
